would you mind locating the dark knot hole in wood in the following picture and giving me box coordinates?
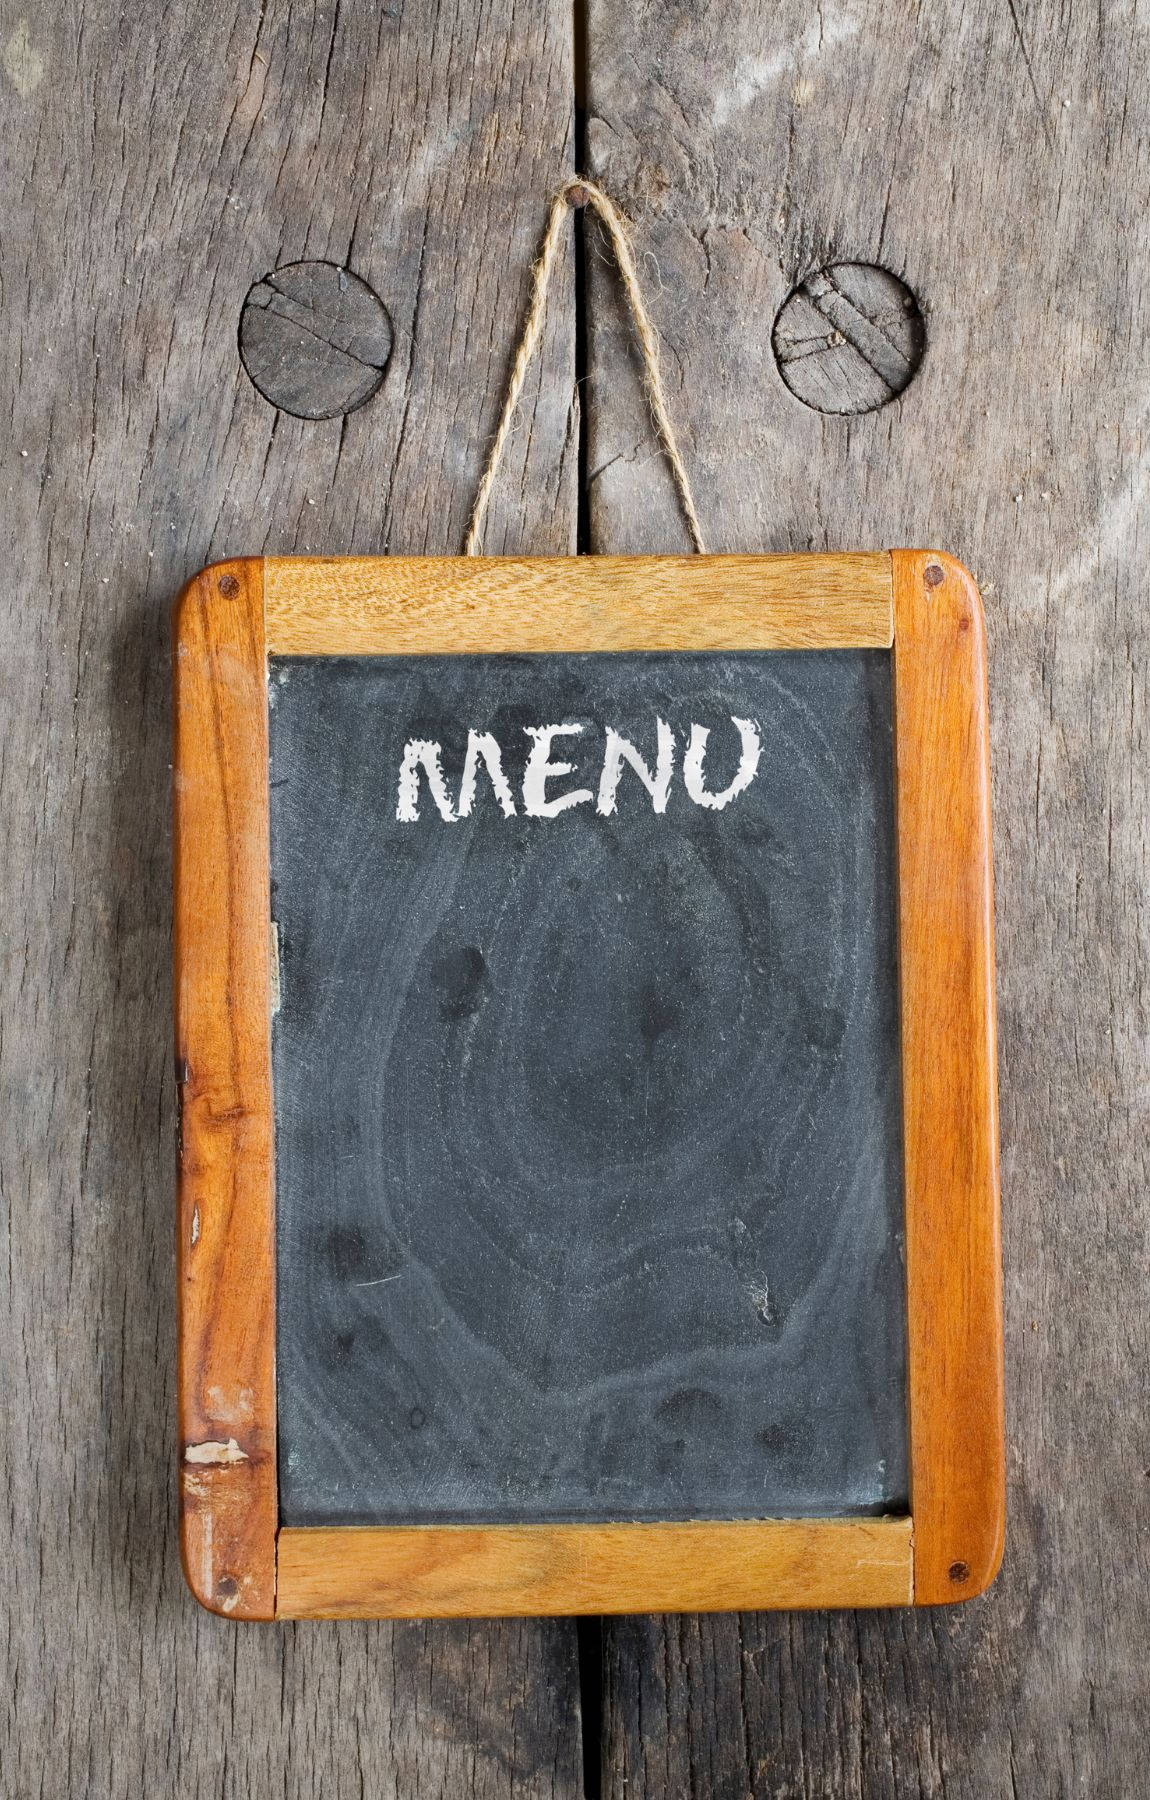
[239,261,393,421]
[772,262,925,415]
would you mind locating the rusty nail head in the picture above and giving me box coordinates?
[924,562,945,588]
[218,573,240,598]
[948,1559,971,1584]
[567,183,590,209]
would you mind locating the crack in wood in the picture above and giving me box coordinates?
[800,269,916,391]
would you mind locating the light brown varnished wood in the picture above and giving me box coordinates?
[275,1517,914,1619]
[892,549,1004,1606]
[263,553,893,654]
[172,557,277,1619]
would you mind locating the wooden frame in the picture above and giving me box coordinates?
[172,550,1002,1619]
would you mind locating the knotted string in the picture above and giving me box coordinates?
[464,177,706,556]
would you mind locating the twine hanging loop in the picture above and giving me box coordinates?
[465,176,706,555]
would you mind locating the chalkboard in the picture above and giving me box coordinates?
[174,551,1003,1618]
[268,647,908,1529]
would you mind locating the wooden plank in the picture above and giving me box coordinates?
[586,1,1150,1792]
[0,2,583,1795]
[892,550,1003,1603]
[265,551,892,651]
[278,1519,914,1619]
[173,557,277,1618]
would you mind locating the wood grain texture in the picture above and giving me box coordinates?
[893,551,1003,1603]
[173,557,276,1618]
[0,2,583,1794]
[277,1519,914,1618]
[586,2,1150,1793]
[265,552,892,650]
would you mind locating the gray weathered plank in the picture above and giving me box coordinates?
[585,0,1150,1793]
[0,1,582,1794]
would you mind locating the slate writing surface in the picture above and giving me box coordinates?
[269,650,908,1526]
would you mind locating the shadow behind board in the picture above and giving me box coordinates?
[269,649,908,1528]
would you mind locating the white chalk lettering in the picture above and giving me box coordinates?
[394,717,763,822]
[597,721,675,816]
[458,730,517,818]
[682,717,762,811]
[396,738,456,823]
[521,723,594,818]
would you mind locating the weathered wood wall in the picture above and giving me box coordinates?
[3,0,1147,1795]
